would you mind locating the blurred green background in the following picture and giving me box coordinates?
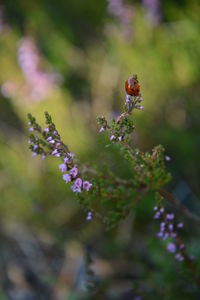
[0,0,200,299]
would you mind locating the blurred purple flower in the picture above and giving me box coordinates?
[59,163,67,172]
[154,211,160,219]
[63,173,71,184]
[70,167,78,178]
[142,0,162,26]
[107,0,134,39]
[167,242,176,253]
[86,211,92,221]
[83,181,92,191]
[71,178,82,193]
[177,222,184,229]
[175,253,184,261]
[2,37,62,101]
[165,155,171,161]
[166,213,174,221]
[110,135,115,141]
[44,127,49,133]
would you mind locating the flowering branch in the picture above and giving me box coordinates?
[28,112,92,194]
[27,74,200,287]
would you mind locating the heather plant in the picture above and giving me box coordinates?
[28,75,200,291]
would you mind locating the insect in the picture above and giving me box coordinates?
[125,75,140,96]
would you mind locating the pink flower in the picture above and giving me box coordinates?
[99,127,104,133]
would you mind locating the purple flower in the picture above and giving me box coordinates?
[71,178,82,193]
[86,211,92,221]
[33,144,38,151]
[157,232,163,238]
[168,224,173,232]
[179,244,184,250]
[99,127,105,133]
[110,135,115,141]
[83,181,92,191]
[126,95,131,103]
[29,126,34,132]
[52,149,58,156]
[175,253,184,262]
[46,136,52,142]
[153,206,158,211]
[166,213,174,221]
[64,152,74,163]
[160,222,165,232]
[59,163,67,172]
[56,142,61,148]
[44,127,49,132]
[17,37,60,101]
[165,155,171,161]
[142,0,161,26]
[32,152,37,157]
[62,173,71,184]
[70,167,78,178]
[167,242,176,253]
[160,207,164,213]
[162,233,169,240]
[64,156,69,163]
[177,222,184,229]
[154,211,160,219]
[42,154,46,160]
[49,140,55,144]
